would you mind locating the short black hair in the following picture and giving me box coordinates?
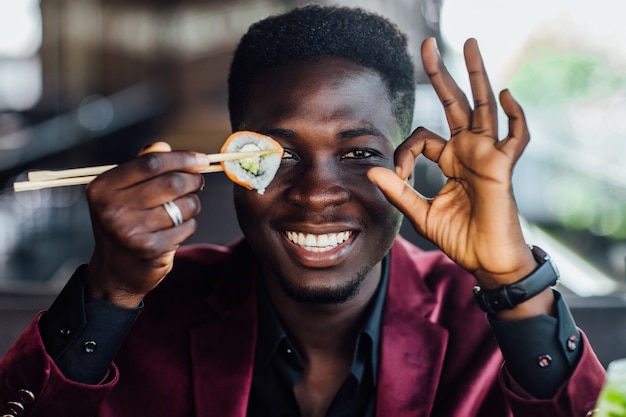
[228,4,416,138]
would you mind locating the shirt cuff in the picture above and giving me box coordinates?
[38,265,142,384]
[488,290,581,398]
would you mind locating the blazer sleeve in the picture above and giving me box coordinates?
[0,313,119,417]
[501,331,607,417]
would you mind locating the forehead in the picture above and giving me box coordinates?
[243,57,401,143]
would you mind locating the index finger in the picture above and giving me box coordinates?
[421,37,472,137]
[92,150,210,191]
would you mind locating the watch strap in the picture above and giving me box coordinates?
[473,245,560,314]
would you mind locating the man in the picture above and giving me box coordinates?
[0,4,605,417]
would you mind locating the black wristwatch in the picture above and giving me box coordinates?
[473,245,560,315]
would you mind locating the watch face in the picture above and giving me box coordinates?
[531,244,560,285]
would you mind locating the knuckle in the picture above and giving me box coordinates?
[148,252,175,271]
[131,235,161,260]
[99,210,120,229]
[116,222,142,244]
[165,172,186,191]
[141,247,163,262]
[139,153,164,175]
[85,179,107,204]
[187,194,202,215]
[473,99,492,109]
[175,219,199,241]
[186,218,198,234]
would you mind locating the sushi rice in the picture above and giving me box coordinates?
[220,131,283,195]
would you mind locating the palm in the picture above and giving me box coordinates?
[418,131,518,272]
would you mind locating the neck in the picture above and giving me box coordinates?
[263,263,382,358]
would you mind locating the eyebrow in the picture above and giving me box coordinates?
[258,126,387,140]
[338,126,386,139]
[257,128,295,138]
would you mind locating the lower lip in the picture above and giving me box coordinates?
[283,234,354,267]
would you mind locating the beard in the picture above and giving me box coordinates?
[276,266,371,305]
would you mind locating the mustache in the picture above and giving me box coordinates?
[273,210,365,226]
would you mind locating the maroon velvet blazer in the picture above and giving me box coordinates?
[0,237,606,416]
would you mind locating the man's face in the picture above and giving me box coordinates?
[235,57,404,304]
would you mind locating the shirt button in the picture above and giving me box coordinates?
[567,335,578,351]
[537,354,552,368]
[7,400,25,415]
[83,340,97,354]
[17,389,35,405]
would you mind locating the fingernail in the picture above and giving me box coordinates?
[195,152,210,166]
[199,176,206,191]
[141,143,155,152]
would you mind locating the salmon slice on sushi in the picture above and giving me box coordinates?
[220,131,283,194]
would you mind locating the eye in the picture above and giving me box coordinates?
[281,148,298,160]
[342,149,376,159]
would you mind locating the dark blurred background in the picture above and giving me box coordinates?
[1,0,625,367]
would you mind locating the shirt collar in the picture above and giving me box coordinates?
[254,274,290,373]
[254,254,389,384]
[360,253,388,383]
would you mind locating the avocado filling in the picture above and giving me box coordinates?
[238,143,263,175]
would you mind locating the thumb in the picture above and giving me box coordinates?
[367,166,429,228]
[138,141,172,156]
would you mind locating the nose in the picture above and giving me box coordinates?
[285,161,350,209]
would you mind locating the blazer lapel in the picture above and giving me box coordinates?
[376,316,448,416]
[190,253,259,417]
[376,238,450,417]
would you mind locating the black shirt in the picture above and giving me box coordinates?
[247,256,388,417]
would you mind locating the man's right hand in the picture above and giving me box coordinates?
[83,142,210,308]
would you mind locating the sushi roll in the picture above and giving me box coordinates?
[220,131,283,195]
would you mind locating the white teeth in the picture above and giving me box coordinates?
[286,231,352,252]
[305,234,316,246]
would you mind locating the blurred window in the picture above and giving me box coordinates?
[0,0,42,111]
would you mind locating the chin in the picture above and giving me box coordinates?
[277,268,368,305]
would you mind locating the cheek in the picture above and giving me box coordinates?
[234,186,275,233]
[373,199,403,234]
[234,187,259,219]
[353,175,403,236]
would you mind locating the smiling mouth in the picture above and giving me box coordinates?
[285,231,353,253]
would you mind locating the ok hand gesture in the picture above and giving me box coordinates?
[369,38,551,317]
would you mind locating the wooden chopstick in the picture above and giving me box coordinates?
[14,148,282,192]
[15,175,102,192]
[28,164,118,181]
[14,165,226,192]
[26,149,281,182]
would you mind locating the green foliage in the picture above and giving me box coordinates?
[509,45,626,108]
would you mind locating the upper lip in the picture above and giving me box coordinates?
[280,224,357,235]
[277,217,359,233]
